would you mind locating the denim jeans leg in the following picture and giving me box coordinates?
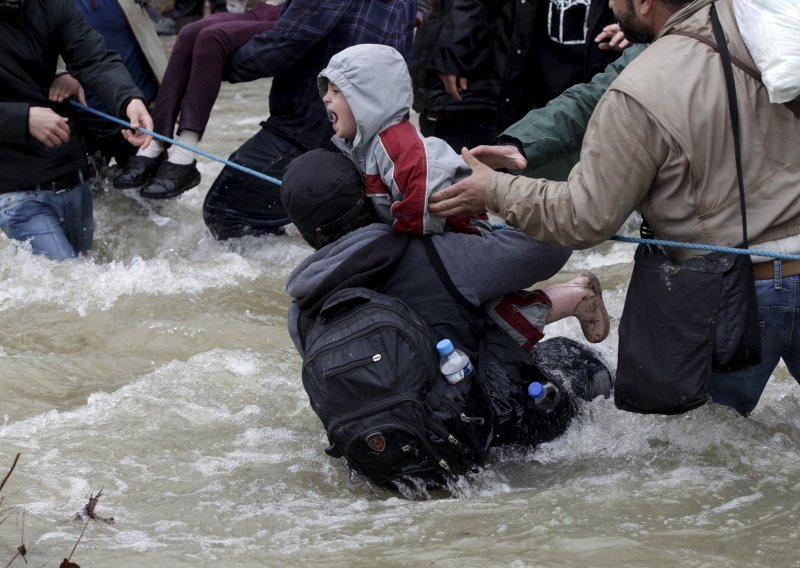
[777,277,800,388]
[59,182,94,255]
[0,191,77,259]
[0,183,93,260]
[708,275,798,415]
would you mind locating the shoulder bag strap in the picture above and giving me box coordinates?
[671,29,800,119]
[642,7,751,249]
[710,3,748,248]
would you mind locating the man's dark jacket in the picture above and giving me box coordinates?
[226,0,416,152]
[0,0,142,192]
[412,0,619,134]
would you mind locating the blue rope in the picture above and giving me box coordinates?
[610,235,800,261]
[68,99,283,186]
[72,100,800,261]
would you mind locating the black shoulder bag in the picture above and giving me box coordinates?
[614,5,762,415]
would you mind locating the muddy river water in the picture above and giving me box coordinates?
[1,47,798,568]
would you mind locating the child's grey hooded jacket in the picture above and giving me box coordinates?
[318,43,474,235]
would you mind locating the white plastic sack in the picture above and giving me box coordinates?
[733,0,800,104]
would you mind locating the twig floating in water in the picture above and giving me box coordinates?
[0,454,21,493]
[76,489,114,525]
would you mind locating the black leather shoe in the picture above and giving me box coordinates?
[112,154,165,189]
[140,161,201,199]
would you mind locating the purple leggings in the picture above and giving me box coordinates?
[151,4,282,139]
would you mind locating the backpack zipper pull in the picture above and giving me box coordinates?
[460,413,485,425]
[401,444,419,456]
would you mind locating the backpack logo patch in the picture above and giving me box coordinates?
[365,432,386,452]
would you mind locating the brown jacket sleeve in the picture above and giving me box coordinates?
[485,90,669,249]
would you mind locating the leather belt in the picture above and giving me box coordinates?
[752,259,800,280]
[18,169,83,194]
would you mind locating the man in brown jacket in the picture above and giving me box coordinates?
[428,0,800,416]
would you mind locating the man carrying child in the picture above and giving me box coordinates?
[316,44,610,348]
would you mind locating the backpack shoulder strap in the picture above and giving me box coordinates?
[422,238,486,319]
[423,237,496,424]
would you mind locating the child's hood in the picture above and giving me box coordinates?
[318,44,412,162]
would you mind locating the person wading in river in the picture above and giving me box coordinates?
[427,0,800,416]
[0,0,153,260]
[283,149,613,487]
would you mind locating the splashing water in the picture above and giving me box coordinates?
[1,74,798,568]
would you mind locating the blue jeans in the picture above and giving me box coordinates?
[0,182,93,260]
[709,270,800,415]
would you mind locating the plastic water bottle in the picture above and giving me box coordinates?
[528,381,561,410]
[436,339,473,384]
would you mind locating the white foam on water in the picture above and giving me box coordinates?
[0,253,250,315]
[0,234,309,317]
[0,347,342,561]
[566,241,635,271]
[1,104,798,564]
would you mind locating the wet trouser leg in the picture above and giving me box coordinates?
[709,270,800,415]
[484,334,613,448]
[202,126,302,240]
[0,182,93,260]
[151,12,260,137]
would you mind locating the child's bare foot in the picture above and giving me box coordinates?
[543,273,610,343]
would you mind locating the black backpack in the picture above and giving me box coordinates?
[300,286,494,489]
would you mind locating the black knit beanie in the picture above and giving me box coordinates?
[281,149,377,249]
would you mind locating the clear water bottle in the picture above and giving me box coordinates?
[528,381,561,410]
[436,339,473,384]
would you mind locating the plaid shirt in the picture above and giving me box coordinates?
[228,0,415,150]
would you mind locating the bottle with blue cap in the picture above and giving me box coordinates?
[528,381,561,410]
[436,339,474,384]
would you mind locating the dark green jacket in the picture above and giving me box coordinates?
[498,44,646,181]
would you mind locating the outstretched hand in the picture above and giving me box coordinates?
[428,148,493,218]
[121,98,153,149]
[470,144,527,170]
[595,23,630,51]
